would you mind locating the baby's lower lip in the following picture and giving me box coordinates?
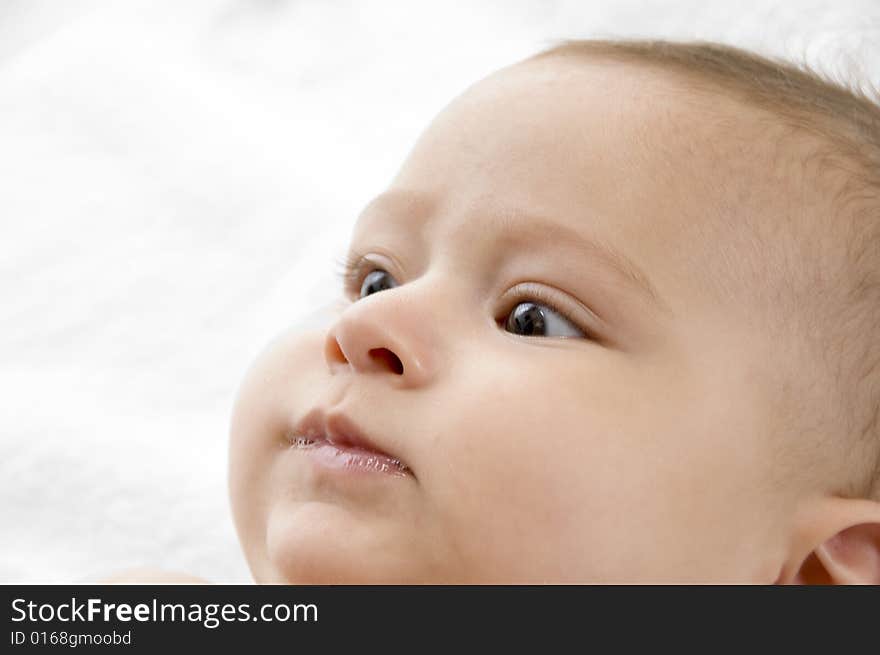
[289,437,412,477]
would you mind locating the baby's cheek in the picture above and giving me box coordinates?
[228,327,328,579]
[427,343,692,581]
[426,408,606,579]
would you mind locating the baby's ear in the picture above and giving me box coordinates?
[779,496,880,585]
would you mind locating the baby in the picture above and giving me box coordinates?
[143,39,880,583]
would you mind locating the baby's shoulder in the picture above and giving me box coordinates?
[93,568,209,584]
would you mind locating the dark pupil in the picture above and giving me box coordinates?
[506,302,546,336]
[360,270,396,297]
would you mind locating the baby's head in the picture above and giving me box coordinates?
[229,40,880,583]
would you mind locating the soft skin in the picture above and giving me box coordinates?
[228,55,880,583]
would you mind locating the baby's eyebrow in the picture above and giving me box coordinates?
[495,214,668,314]
[359,188,668,314]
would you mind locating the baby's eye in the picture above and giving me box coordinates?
[504,301,585,338]
[359,269,398,298]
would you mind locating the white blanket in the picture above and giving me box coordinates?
[2,0,877,583]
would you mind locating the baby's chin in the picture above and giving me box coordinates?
[262,500,438,584]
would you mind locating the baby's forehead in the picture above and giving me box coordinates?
[496,55,832,177]
[437,55,811,213]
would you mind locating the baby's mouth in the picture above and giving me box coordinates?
[286,408,413,477]
[288,434,412,476]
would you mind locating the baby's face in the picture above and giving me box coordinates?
[229,57,797,582]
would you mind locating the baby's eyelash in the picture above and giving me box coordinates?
[334,249,372,294]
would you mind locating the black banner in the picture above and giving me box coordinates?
[2,585,877,650]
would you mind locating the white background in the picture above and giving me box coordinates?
[1,0,878,583]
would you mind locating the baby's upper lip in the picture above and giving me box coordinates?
[292,407,412,472]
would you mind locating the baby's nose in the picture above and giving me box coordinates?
[323,291,436,388]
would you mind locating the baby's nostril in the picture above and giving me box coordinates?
[326,338,347,365]
[368,348,404,375]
